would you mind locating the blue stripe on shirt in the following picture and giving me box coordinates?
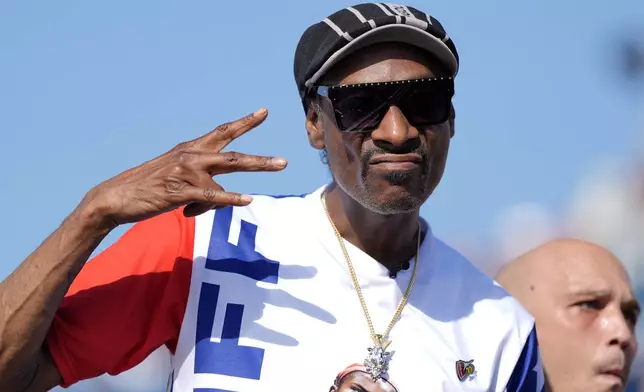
[506,327,545,392]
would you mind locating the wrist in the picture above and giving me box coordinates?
[70,190,119,236]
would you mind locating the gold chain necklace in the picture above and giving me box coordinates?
[321,194,420,381]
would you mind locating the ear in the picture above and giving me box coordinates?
[449,105,456,138]
[306,102,326,151]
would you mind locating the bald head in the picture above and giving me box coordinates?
[497,239,640,392]
[498,239,630,312]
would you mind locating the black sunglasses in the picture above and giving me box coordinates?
[312,77,454,132]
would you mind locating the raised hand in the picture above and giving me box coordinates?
[81,108,286,229]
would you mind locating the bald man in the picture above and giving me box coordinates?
[497,239,641,392]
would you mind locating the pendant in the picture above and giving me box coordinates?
[363,335,392,381]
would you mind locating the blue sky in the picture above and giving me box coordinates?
[1,1,643,391]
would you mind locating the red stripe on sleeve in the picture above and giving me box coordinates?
[46,208,195,387]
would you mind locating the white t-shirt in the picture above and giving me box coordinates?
[169,186,544,392]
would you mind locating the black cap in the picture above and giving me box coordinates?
[294,3,459,111]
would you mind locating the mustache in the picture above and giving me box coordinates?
[595,354,629,379]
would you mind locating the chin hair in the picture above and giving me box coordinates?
[337,174,427,215]
[363,194,424,215]
[384,171,414,185]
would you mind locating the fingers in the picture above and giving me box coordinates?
[180,180,248,217]
[200,108,269,150]
[183,202,218,217]
[201,151,288,174]
[180,185,253,216]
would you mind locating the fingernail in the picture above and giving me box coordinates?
[241,195,253,203]
[253,108,267,116]
[273,157,287,167]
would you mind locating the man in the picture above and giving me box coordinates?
[497,239,641,392]
[0,4,543,391]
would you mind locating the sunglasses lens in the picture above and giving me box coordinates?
[331,93,389,131]
[399,80,453,126]
[326,79,453,132]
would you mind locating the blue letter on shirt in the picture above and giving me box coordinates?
[194,207,280,382]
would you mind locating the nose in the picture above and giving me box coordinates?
[603,311,638,355]
[370,105,420,150]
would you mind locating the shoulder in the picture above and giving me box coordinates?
[433,237,531,317]
[194,189,320,231]
[431,237,541,390]
[434,238,534,361]
[244,192,313,219]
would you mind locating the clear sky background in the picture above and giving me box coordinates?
[1,1,643,391]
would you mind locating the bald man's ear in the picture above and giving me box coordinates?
[306,100,325,151]
[449,105,455,138]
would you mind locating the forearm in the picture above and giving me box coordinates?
[0,203,112,385]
